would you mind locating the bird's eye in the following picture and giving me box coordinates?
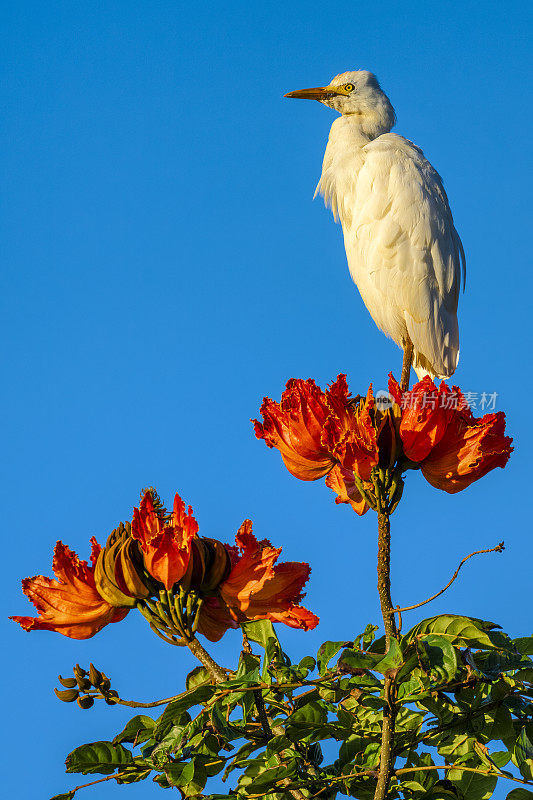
[344,83,355,92]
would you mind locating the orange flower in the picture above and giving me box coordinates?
[132,491,198,590]
[253,376,349,480]
[219,520,318,631]
[325,465,369,516]
[389,374,455,462]
[390,375,513,493]
[10,540,128,640]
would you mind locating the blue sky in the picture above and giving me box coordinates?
[2,2,531,798]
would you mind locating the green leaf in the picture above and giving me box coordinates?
[242,619,279,650]
[116,767,152,785]
[338,734,371,766]
[515,668,533,684]
[406,615,507,650]
[288,700,327,727]
[155,683,215,736]
[65,741,133,775]
[246,761,297,792]
[298,655,316,677]
[338,648,381,671]
[373,637,404,673]
[113,715,156,746]
[514,639,533,656]
[50,794,75,800]
[474,649,526,679]
[317,640,349,675]
[447,768,497,800]
[236,651,261,680]
[354,623,379,651]
[506,790,533,799]
[418,634,459,682]
[186,666,211,690]
[514,726,533,779]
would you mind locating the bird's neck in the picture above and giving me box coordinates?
[315,116,380,226]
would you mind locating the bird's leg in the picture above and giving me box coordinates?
[400,338,413,392]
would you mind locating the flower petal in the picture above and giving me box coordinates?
[389,373,455,462]
[10,541,128,640]
[421,407,513,493]
[253,379,337,480]
[219,520,318,631]
[325,465,369,516]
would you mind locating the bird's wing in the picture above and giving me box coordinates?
[340,133,465,378]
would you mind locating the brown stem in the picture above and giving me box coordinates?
[114,691,189,708]
[69,770,130,794]
[400,339,413,392]
[395,542,504,614]
[395,764,531,785]
[374,509,398,800]
[377,512,397,646]
[186,636,228,683]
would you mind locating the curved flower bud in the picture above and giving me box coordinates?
[132,491,197,590]
[94,523,151,608]
[180,537,232,594]
[218,520,319,631]
[10,540,128,640]
[253,377,346,480]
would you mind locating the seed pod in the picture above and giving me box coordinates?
[89,663,103,687]
[57,675,78,688]
[100,677,111,692]
[74,664,87,679]
[76,676,92,691]
[77,695,94,709]
[104,689,119,706]
[54,688,79,703]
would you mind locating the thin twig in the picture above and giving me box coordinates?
[68,770,131,794]
[112,690,190,709]
[395,764,531,785]
[395,542,504,614]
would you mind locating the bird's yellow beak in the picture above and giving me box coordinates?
[284,85,352,100]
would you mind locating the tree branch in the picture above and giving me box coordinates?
[68,770,131,795]
[395,763,531,785]
[373,509,398,800]
[186,636,228,683]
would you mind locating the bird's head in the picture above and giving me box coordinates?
[285,70,395,136]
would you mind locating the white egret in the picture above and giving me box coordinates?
[285,71,465,388]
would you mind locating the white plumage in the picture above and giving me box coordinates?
[286,70,465,380]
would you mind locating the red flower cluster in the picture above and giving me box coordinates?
[11,491,318,642]
[254,373,512,509]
